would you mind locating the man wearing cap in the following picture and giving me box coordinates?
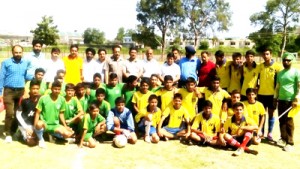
[178,46,201,88]
[274,52,300,152]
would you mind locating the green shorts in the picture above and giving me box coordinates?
[45,124,62,133]
[84,132,93,141]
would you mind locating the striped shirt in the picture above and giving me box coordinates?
[0,57,33,95]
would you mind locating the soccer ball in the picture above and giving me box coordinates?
[114,134,127,148]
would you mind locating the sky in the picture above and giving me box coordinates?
[0,0,266,40]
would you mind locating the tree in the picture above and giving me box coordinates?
[132,25,161,49]
[137,0,184,56]
[30,16,59,46]
[83,28,105,45]
[183,0,232,48]
[115,27,125,42]
[250,0,300,57]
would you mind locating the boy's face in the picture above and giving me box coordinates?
[166,57,174,65]
[211,80,220,90]
[173,98,182,109]
[201,53,209,63]
[186,82,196,92]
[150,76,158,86]
[129,79,138,88]
[140,82,149,94]
[247,92,256,102]
[70,47,78,57]
[30,85,40,96]
[263,51,272,62]
[245,54,254,64]
[76,87,85,97]
[66,89,75,97]
[164,80,173,90]
[51,51,60,60]
[90,108,99,117]
[98,51,106,62]
[232,57,241,66]
[203,105,212,117]
[148,99,158,109]
[116,102,125,112]
[93,77,101,86]
[35,72,44,81]
[231,94,241,104]
[57,73,65,81]
[216,56,224,64]
[51,86,61,96]
[109,78,118,87]
[234,106,243,119]
[86,51,94,61]
[96,94,105,102]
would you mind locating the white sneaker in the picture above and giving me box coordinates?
[38,140,46,148]
[66,138,76,144]
[144,135,151,143]
[283,144,294,152]
[276,138,286,147]
[233,148,244,156]
[5,136,12,143]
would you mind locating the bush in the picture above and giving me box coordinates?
[199,41,209,50]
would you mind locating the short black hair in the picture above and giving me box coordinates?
[127,75,138,84]
[232,52,242,59]
[30,79,41,88]
[167,52,175,58]
[129,46,138,53]
[98,48,107,54]
[140,77,150,86]
[231,89,241,96]
[86,47,96,55]
[52,80,62,88]
[65,83,75,90]
[109,73,118,80]
[115,97,125,104]
[245,50,255,56]
[93,73,102,80]
[215,50,224,57]
[35,68,45,75]
[32,39,43,46]
[232,102,244,109]
[211,75,220,82]
[96,88,106,96]
[70,44,79,50]
[148,94,158,102]
[164,75,173,82]
[246,88,256,95]
[51,47,60,53]
[75,83,85,91]
[186,77,196,84]
[203,100,213,108]
[173,93,182,100]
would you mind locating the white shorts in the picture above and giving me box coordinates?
[18,125,34,140]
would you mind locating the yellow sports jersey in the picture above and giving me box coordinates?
[146,109,162,127]
[155,88,177,112]
[198,87,231,117]
[135,107,162,124]
[241,65,260,96]
[62,56,83,85]
[132,90,153,113]
[191,113,220,137]
[162,106,189,128]
[220,102,248,123]
[224,116,256,136]
[178,88,198,119]
[243,101,265,125]
[258,62,283,95]
[216,61,231,89]
[228,65,242,93]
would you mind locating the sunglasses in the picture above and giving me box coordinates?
[283,59,292,62]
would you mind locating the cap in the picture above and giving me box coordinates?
[185,45,196,55]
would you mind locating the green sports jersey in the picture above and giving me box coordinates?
[25,80,48,95]
[103,83,124,108]
[98,100,110,119]
[122,86,137,112]
[78,95,89,113]
[277,68,300,101]
[36,94,66,125]
[150,86,162,93]
[88,86,105,104]
[64,97,83,120]
[81,113,105,133]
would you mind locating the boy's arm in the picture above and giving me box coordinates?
[258,115,265,135]
[79,129,87,148]
[34,109,41,127]
[126,112,135,132]
[59,111,68,127]
[133,103,139,115]
[157,115,166,137]
[16,110,29,129]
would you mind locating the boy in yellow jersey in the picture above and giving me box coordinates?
[132,78,153,116]
[157,93,190,141]
[178,77,201,120]
[198,76,231,117]
[136,94,162,143]
[243,88,265,144]
[155,75,177,112]
[228,52,243,93]
[241,50,260,101]
[257,48,283,140]
[215,50,230,90]
[190,100,222,146]
[219,102,258,156]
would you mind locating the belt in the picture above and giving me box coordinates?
[5,87,24,91]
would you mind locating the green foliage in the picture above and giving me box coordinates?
[137,0,184,55]
[199,41,209,50]
[30,16,59,46]
[132,25,161,49]
[115,27,125,42]
[182,0,232,47]
[83,28,105,45]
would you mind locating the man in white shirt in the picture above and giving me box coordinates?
[124,47,143,81]
[44,47,65,83]
[82,47,98,85]
[160,53,180,83]
[96,48,109,84]
[142,48,160,78]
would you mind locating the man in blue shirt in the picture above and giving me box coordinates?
[0,45,33,143]
[178,45,201,88]
[106,97,137,144]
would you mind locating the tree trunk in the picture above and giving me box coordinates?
[161,29,166,61]
[280,26,287,58]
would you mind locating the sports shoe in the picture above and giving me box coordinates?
[245,149,258,155]
[5,136,12,143]
[144,135,151,143]
[66,138,76,144]
[233,148,244,156]
[38,140,46,148]
[267,133,273,141]
[276,138,287,147]
[283,144,294,152]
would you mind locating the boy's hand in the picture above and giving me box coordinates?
[122,130,131,139]
[26,128,33,136]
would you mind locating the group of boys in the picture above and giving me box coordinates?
[0,43,299,156]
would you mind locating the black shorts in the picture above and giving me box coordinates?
[257,95,275,109]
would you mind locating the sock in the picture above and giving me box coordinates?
[226,138,240,148]
[34,128,44,141]
[240,132,252,150]
[268,117,275,134]
[145,121,151,136]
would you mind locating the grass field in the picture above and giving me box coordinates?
[0,109,300,169]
